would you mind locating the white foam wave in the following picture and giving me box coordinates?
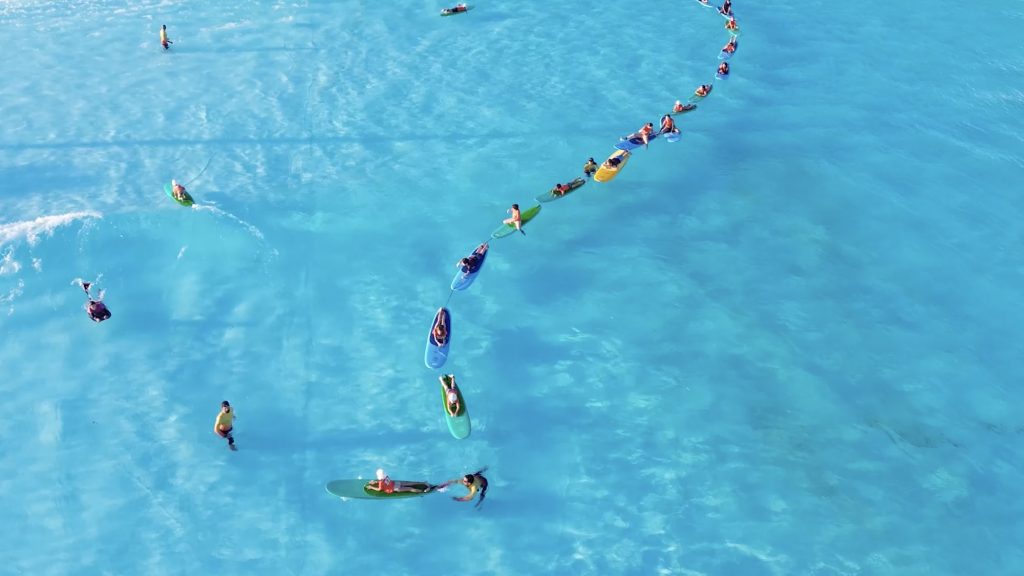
[1,249,21,276]
[0,211,102,247]
[193,204,266,241]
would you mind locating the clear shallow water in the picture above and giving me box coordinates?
[2,0,1023,574]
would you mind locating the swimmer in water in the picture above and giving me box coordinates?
[160,24,172,50]
[80,281,111,323]
[214,400,237,451]
[449,467,489,508]
[583,158,598,178]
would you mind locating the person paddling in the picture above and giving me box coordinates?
[214,400,237,451]
[171,179,188,202]
[367,469,439,494]
[441,375,461,417]
[457,243,488,274]
[431,308,449,346]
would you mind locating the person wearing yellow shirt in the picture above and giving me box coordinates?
[214,400,237,451]
[160,24,173,51]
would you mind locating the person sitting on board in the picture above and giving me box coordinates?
[552,182,570,197]
[432,308,449,345]
[725,17,738,31]
[442,375,461,417]
[441,3,468,15]
[659,115,677,135]
[457,243,488,274]
[723,37,737,53]
[637,122,655,148]
[80,281,112,322]
[160,24,173,50]
[368,469,435,494]
[171,179,188,202]
[718,62,730,76]
[450,468,489,508]
[720,0,733,16]
[214,400,237,451]
[583,158,598,178]
[695,84,711,97]
[503,203,525,235]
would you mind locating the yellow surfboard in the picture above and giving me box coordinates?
[594,150,631,183]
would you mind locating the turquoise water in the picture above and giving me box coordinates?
[2,0,1023,574]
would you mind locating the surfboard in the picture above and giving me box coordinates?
[615,131,659,152]
[536,177,586,203]
[664,130,681,143]
[440,375,471,440]
[164,182,194,207]
[491,204,541,238]
[716,72,729,80]
[325,479,435,500]
[451,246,488,291]
[425,307,451,369]
[594,150,630,183]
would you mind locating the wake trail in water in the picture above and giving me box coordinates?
[191,204,277,255]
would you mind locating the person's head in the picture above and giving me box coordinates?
[460,258,470,267]
[589,157,595,163]
[646,122,653,128]
[221,400,231,411]
[376,468,387,481]
[162,24,166,30]
[462,474,473,485]
[511,203,519,210]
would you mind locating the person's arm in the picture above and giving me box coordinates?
[452,483,477,502]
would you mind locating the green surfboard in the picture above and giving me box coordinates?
[164,182,195,207]
[325,479,436,500]
[491,204,541,238]
[440,375,471,440]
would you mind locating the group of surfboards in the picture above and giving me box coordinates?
[158,1,743,505]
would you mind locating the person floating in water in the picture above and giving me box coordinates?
[457,243,488,274]
[214,400,237,451]
[718,62,730,77]
[450,467,489,508]
[79,281,111,323]
[160,24,173,50]
[694,84,712,97]
[583,158,598,178]
[441,3,468,15]
[441,375,461,417]
[170,179,188,202]
[503,203,525,235]
[431,308,449,346]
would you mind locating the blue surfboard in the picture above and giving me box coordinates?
[615,131,659,151]
[451,246,488,291]
[425,308,451,369]
[663,130,681,143]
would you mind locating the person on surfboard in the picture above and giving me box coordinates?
[431,308,449,345]
[583,158,598,178]
[503,204,525,235]
[602,154,624,169]
[659,115,677,135]
[441,3,468,15]
[449,467,489,508]
[636,122,655,148]
[441,375,461,417]
[80,281,112,322]
[367,469,438,494]
[725,16,738,31]
[695,84,712,97]
[723,36,737,54]
[160,24,173,50]
[214,400,237,451]
[720,0,733,16]
[718,62,730,77]
[673,100,686,113]
[171,179,188,202]
[457,243,488,274]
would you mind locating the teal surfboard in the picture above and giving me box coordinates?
[164,182,194,207]
[325,479,436,500]
[440,375,471,440]
[491,204,541,238]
